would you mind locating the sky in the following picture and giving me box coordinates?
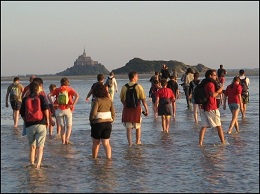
[1,1,259,76]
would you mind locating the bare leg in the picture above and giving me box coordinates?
[216,126,225,144]
[92,138,101,158]
[227,109,240,134]
[165,116,171,133]
[161,116,166,132]
[199,127,207,146]
[193,104,199,123]
[36,146,44,169]
[61,126,66,144]
[101,139,112,159]
[127,128,132,146]
[65,125,72,144]
[13,110,20,128]
[30,145,36,165]
[136,128,141,144]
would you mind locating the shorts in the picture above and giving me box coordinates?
[91,122,112,139]
[200,109,221,128]
[228,103,240,111]
[10,100,21,110]
[242,95,249,104]
[26,124,47,147]
[56,108,73,127]
[123,120,142,129]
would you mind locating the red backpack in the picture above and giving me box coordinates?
[25,95,43,122]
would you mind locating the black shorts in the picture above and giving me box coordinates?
[91,122,112,139]
[10,100,21,110]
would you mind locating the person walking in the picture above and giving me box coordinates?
[120,71,149,146]
[167,75,180,118]
[189,72,201,123]
[149,71,161,86]
[238,69,250,118]
[198,69,226,146]
[149,79,161,118]
[5,76,24,128]
[181,68,194,109]
[86,74,107,107]
[223,76,243,134]
[20,81,49,169]
[217,64,227,90]
[22,75,36,98]
[160,64,170,80]
[89,84,115,159]
[104,71,118,101]
[156,79,175,133]
[49,77,79,145]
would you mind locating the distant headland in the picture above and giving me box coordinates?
[1,48,259,81]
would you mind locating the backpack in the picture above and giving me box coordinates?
[240,77,249,96]
[105,77,113,88]
[193,81,208,105]
[10,85,19,100]
[193,78,219,105]
[25,96,43,122]
[125,83,139,108]
[58,90,69,105]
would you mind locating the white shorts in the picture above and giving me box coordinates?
[56,108,73,127]
[200,109,221,128]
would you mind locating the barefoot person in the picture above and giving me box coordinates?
[20,81,49,169]
[199,70,225,146]
[223,76,243,134]
[89,84,115,159]
[5,76,24,128]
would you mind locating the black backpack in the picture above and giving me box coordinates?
[239,77,249,96]
[105,77,113,88]
[125,83,139,108]
[193,78,219,105]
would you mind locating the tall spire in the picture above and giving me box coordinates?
[83,47,86,57]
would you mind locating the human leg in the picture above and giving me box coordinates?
[92,138,101,158]
[101,138,112,159]
[193,104,199,123]
[161,116,166,132]
[36,146,44,169]
[136,127,141,144]
[165,116,171,133]
[13,110,20,128]
[127,128,132,146]
[30,145,36,165]
[199,127,207,146]
[227,108,239,134]
[65,125,72,144]
[216,126,225,144]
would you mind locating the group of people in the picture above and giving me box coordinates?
[5,65,250,168]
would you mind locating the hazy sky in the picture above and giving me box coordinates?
[1,1,259,76]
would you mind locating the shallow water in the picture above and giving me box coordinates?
[1,76,259,193]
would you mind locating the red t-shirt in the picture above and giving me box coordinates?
[52,86,77,111]
[156,87,175,99]
[202,82,218,111]
[225,82,242,104]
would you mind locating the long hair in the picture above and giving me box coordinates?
[93,83,109,98]
[231,76,240,88]
[29,81,40,97]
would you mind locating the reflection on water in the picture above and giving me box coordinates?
[1,76,259,193]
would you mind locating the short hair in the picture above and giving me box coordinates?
[160,78,167,86]
[220,64,223,68]
[13,77,19,82]
[49,84,56,91]
[109,72,114,76]
[60,77,70,86]
[239,69,245,75]
[128,71,138,80]
[33,77,43,86]
[153,80,159,85]
[194,72,199,78]
[186,68,193,74]
[29,75,36,82]
[93,83,109,98]
[205,69,216,78]
[97,74,104,81]
[169,75,176,80]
